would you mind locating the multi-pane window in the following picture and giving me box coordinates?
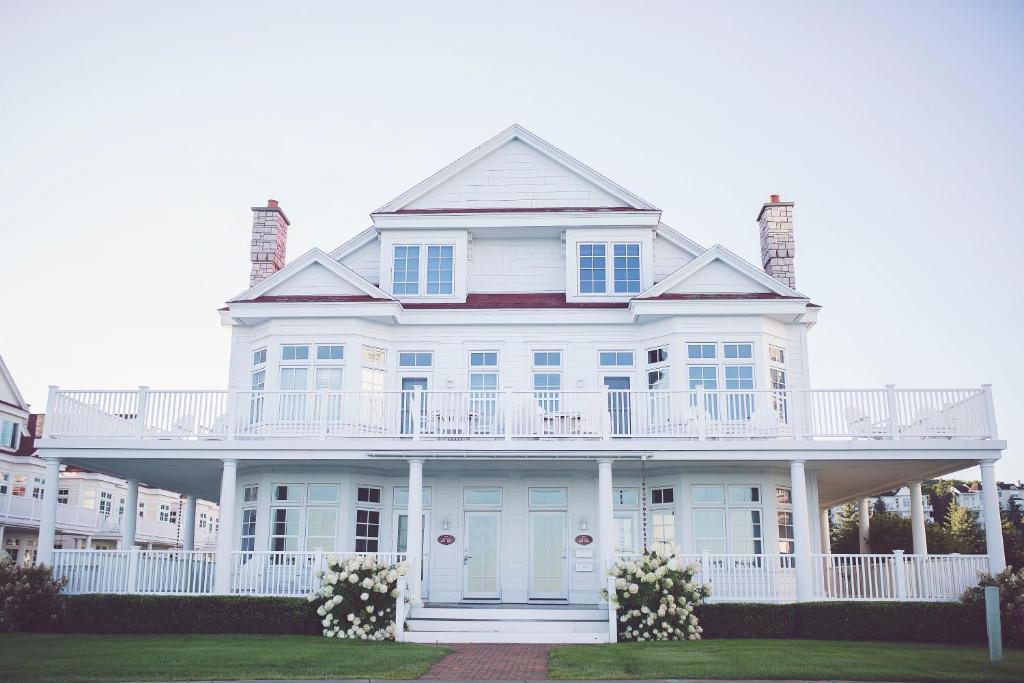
[613,243,641,293]
[463,488,502,506]
[159,504,170,522]
[0,420,18,449]
[392,245,420,294]
[11,475,26,497]
[57,488,69,505]
[651,487,674,505]
[357,486,381,504]
[354,509,380,552]
[532,351,562,412]
[270,508,300,551]
[687,342,756,418]
[528,488,568,507]
[253,348,267,366]
[316,345,344,360]
[393,486,433,507]
[279,367,308,421]
[776,486,794,554]
[243,485,259,504]
[724,343,753,359]
[240,508,257,552]
[138,502,146,519]
[426,245,454,295]
[31,477,44,500]
[281,344,310,361]
[599,351,634,367]
[306,508,338,551]
[691,484,764,554]
[578,243,607,293]
[399,352,433,368]
[362,346,386,366]
[274,484,303,503]
[614,488,639,507]
[615,514,637,553]
[0,472,8,495]
[651,510,675,554]
[469,352,499,426]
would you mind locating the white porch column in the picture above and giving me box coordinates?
[908,481,928,556]
[858,498,871,554]
[597,459,614,570]
[819,509,832,555]
[980,461,1007,574]
[182,495,197,551]
[123,478,139,550]
[37,458,61,565]
[790,460,813,601]
[407,459,424,603]
[213,459,238,594]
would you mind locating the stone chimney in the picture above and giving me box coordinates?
[757,194,796,289]
[250,199,290,287]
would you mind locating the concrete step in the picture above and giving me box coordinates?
[410,606,607,621]
[407,618,608,633]
[402,630,610,644]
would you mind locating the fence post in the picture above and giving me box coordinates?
[226,389,238,440]
[985,585,1003,663]
[318,389,329,439]
[606,573,618,643]
[789,389,804,440]
[601,386,611,441]
[893,550,908,600]
[981,384,999,439]
[313,547,324,593]
[411,387,422,441]
[126,546,141,594]
[700,550,711,589]
[885,384,899,440]
[697,387,707,441]
[44,386,59,437]
[395,575,407,642]
[135,386,150,438]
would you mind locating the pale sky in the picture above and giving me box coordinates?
[1,2,1021,478]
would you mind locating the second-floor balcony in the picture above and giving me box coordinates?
[42,386,998,443]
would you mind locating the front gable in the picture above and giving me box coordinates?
[639,245,807,299]
[229,249,393,303]
[375,125,658,213]
[0,355,29,412]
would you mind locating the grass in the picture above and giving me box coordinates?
[0,633,448,682]
[549,639,1024,682]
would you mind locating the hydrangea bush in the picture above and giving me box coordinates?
[309,555,408,640]
[602,547,711,641]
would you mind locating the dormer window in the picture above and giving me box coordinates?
[391,244,455,296]
[578,242,641,295]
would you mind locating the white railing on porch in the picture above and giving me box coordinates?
[53,549,408,596]
[611,551,988,603]
[43,386,997,442]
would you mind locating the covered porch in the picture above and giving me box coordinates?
[32,444,1008,605]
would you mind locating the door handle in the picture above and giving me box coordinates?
[463,550,472,565]
[560,551,568,559]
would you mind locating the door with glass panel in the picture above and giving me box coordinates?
[393,510,430,599]
[462,511,500,599]
[400,377,428,435]
[603,376,632,435]
[529,511,568,599]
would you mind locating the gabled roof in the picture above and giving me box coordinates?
[229,248,394,303]
[329,226,377,260]
[637,244,807,300]
[655,222,704,258]
[374,124,659,214]
[0,354,29,412]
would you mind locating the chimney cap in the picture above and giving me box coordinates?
[757,194,794,221]
[769,194,781,204]
[267,199,279,208]
[251,198,290,225]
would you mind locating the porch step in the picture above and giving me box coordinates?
[403,630,609,644]
[404,605,611,643]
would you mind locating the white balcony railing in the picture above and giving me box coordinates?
[42,386,997,442]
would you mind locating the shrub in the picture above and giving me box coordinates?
[962,567,1024,646]
[0,556,66,632]
[693,603,796,639]
[311,554,407,640]
[61,595,321,634]
[604,548,710,641]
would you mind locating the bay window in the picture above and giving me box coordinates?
[691,484,764,555]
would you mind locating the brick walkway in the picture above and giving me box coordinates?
[420,643,552,680]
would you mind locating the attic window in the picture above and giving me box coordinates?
[578,242,641,295]
[392,244,455,296]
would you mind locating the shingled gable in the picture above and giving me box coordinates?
[373,124,659,214]
[0,354,29,413]
[228,248,393,304]
[637,244,808,300]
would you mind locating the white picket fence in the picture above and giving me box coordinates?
[52,549,407,596]
[43,386,997,442]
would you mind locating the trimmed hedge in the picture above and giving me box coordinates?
[696,601,988,645]
[61,595,321,635]
[61,595,988,645]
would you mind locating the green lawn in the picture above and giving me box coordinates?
[0,633,448,682]
[549,639,1024,682]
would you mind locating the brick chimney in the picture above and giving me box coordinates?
[757,194,796,289]
[250,199,290,286]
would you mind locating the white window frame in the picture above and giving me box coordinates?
[691,483,764,555]
[575,241,643,296]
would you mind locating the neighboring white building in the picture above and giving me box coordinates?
[951,481,1024,525]
[865,487,935,523]
[0,356,218,564]
[32,126,1007,641]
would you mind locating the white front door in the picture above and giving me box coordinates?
[463,511,500,599]
[529,510,568,599]
[393,511,430,600]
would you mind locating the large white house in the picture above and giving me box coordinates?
[0,356,219,564]
[34,126,1007,642]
